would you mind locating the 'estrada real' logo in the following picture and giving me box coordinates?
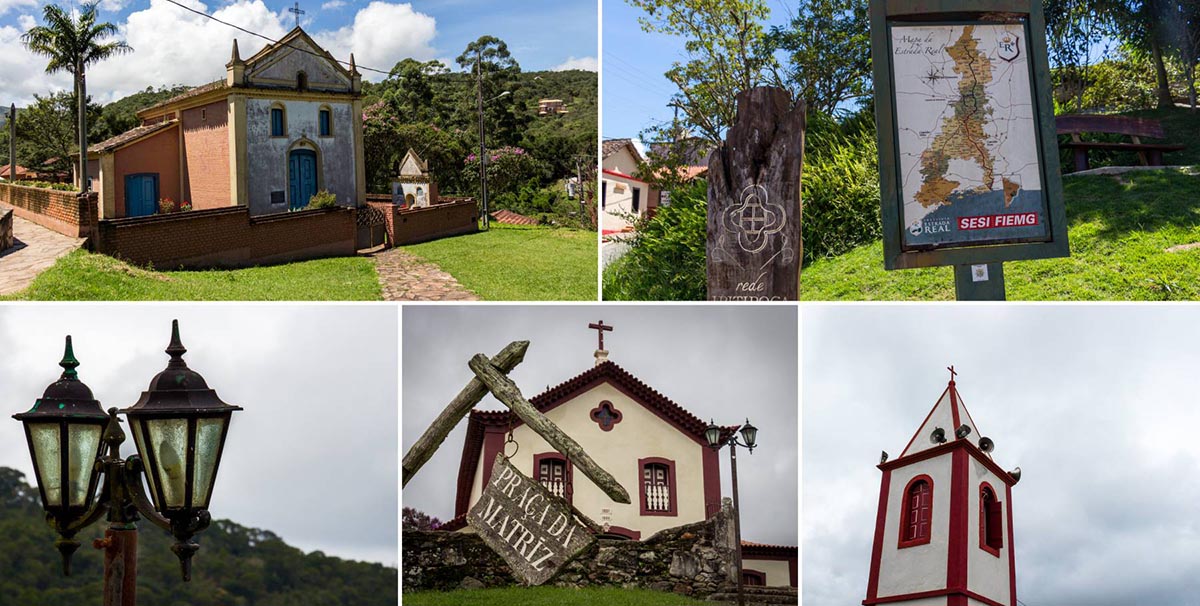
[998,33,1020,62]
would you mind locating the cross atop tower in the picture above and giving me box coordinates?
[588,320,613,351]
[289,2,305,28]
[947,365,957,382]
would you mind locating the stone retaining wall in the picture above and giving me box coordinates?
[0,182,96,238]
[403,500,737,598]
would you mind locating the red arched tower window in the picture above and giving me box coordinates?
[980,483,1003,556]
[898,474,933,548]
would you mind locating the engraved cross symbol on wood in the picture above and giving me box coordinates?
[740,200,767,235]
[588,320,613,351]
[289,2,305,28]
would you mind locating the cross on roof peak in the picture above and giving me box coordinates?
[588,320,613,351]
[947,365,957,383]
[289,2,305,28]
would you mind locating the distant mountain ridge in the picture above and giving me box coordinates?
[0,467,396,606]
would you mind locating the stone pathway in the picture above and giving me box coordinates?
[371,247,480,301]
[0,207,85,295]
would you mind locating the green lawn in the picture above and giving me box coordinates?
[402,586,709,606]
[802,168,1200,300]
[2,249,382,300]
[402,223,598,300]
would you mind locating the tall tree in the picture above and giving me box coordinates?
[17,92,98,174]
[22,2,131,190]
[769,0,872,114]
[456,36,525,146]
[626,0,777,142]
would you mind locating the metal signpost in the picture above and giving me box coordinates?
[871,0,1069,300]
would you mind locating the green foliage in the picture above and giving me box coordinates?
[491,180,574,224]
[602,180,707,301]
[2,250,382,301]
[306,190,338,209]
[802,168,1200,300]
[21,2,132,78]
[401,223,597,300]
[11,180,76,191]
[802,109,881,264]
[462,146,547,200]
[768,0,872,113]
[4,91,100,175]
[405,586,709,606]
[0,467,396,605]
[92,84,190,142]
[625,0,777,141]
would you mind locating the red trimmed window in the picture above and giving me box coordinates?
[980,483,1003,556]
[898,475,933,548]
[743,570,766,586]
[639,457,677,516]
[589,400,623,431]
[534,453,571,503]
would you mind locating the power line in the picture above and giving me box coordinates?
[162,0,392,76]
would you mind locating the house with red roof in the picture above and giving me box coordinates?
[601,138,659,234]
[86,28,365,219]
[443,344,796,588]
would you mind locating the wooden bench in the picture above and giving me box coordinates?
[1057,114,1185,172]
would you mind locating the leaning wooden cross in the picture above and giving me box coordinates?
[707,87,806,301]
[400,341,631,585]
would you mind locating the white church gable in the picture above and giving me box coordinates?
[247,32,352,92]
[899,382,983,458]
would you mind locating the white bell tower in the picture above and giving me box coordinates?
[864,368,1019,606]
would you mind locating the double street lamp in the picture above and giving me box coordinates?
[12,320,241,605]
[705,418,759,606]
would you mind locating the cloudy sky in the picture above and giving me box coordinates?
[0,304,398,566]
[402,304,798,547]
[803,304,1200,605]
[0,0,597,106]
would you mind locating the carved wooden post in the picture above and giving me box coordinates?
[707,87,805,301]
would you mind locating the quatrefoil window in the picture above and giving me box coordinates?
[589,400,623,431]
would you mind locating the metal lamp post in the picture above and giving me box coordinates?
[473,48,511,232]
[705,418,758,606]
[12,320,241,606]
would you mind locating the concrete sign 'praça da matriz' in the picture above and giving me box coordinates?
[871,0,1068,295]
[707,87,805,301]
[467,454,596,585]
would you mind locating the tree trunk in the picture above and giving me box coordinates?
[1151,34,1174,109]
[77,66,89,192]
[706,87,805,301]
[401,341,530,487]
[467,354,631,505]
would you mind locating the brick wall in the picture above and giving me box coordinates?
[365,198,477,246]
[0,182,96,238]
[94,205,356,269]
[181,100,231,211]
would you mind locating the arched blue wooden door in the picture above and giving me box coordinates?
[288,149,318,210]
[124,173,158,217]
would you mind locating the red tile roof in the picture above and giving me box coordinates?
[90,120,178,153]
[490,209,538,226]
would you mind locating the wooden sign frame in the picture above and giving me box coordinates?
[871,0,1069,270]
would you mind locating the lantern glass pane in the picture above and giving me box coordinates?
[191,417,226,508]
[29,423,62,507]
[67,423,102,507]
[146,418,189,509]
[129,418,160,508]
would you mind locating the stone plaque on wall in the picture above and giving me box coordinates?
[467,454,595,585]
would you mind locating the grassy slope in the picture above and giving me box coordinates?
[403,587,709,606]
[3,250,382,301]
[802,169,1200,300]
[401,223,598,301]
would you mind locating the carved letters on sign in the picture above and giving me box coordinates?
[467,454,596,585]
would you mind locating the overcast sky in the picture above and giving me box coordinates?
[0,304,397,566]
[402,305,798,547]
[803,304,1200,606]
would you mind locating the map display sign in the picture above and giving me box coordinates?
[893,24,1047,247]
[871,0,1069,270]
[467,454,595,585]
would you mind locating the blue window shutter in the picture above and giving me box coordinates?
[319,110,330,136]
[271,108,283,136]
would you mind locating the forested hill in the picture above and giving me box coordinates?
[0,467,396,606]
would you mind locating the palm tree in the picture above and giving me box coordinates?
[22,2,131,192]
